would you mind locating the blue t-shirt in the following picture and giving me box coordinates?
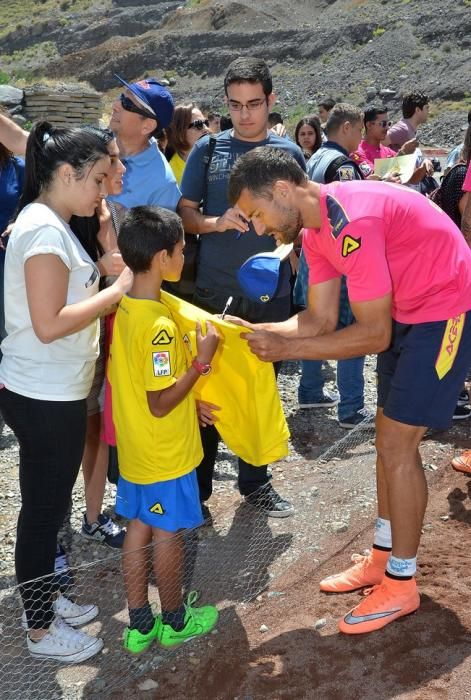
[108,138,181,211]
[181,130,306,296]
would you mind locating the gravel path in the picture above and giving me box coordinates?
[0,356,379,587]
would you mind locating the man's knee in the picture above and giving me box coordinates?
[375,417,425,465]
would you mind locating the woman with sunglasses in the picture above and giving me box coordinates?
[165,104,210,185]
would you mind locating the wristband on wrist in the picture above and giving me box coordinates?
[192,358,212,376]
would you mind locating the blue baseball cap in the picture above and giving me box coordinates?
[114,74,174,128]
[237,244,293,303]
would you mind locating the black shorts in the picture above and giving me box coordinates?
[377,313,471,429]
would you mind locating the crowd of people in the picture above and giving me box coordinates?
[0,55,470,666]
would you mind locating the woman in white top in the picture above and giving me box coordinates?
[0,120,131,664]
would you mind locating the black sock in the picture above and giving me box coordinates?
[129,603,154,634]
[162,604,186,632]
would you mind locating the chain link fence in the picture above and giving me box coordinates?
[0,414,376,699]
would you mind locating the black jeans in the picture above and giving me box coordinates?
[193,288,290,499]
[0,388,86,629]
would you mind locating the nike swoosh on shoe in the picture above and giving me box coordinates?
[344,608,401,624]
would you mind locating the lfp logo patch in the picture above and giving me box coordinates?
[153,351,171,377]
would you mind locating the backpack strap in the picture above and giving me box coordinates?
[201,135,217,211]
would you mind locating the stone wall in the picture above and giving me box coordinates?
[24,85,102,128]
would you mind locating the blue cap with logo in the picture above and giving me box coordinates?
[237,243,294,303]
[114,74,174,128]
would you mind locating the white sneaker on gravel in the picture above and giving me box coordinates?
[22,594,98,630]
[27,617,103,663]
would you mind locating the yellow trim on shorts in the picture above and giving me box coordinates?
[435,313,465,380]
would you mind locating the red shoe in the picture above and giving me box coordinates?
[319,548,389,593]
[451,450,471,475]
[338,576,420,634]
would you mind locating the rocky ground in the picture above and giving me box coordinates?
[0,0,470,145]
[0,357,470,698]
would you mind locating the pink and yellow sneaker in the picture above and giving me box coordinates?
[338,576,420,634]
[320,548,389,593]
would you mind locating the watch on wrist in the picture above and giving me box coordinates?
[192,358,212,376]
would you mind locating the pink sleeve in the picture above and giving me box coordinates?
[302,228,341,286]
[463,162,471,193]
[340,218,393,302]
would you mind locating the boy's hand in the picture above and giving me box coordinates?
[196,400,220,427]
[196,320,220,363]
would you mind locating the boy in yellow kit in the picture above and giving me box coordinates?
[109,206,220,653]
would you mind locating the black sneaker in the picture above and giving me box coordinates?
[245,484,294,518]
[81,513,126,548]
[453,404,471,420]
[200,502,213,526]
[299,389,340,409]
[338,408,373,429]
[457,390,470,406]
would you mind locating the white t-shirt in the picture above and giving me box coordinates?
[0,203,100,401]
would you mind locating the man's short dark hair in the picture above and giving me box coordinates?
[228,147,307,205]
[363,104,388,126]
[402,92,429,119]
[318,98,336,111]
[118,206,183,273]
[325,103,363,137]
[224,57,272,96]
[220,114,233,130]
[268,111,283,127]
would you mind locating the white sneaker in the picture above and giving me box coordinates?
[27,617,103,663]
[22,594,98,630]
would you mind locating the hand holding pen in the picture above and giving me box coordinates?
[215,206,250,239]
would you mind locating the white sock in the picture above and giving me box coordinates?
[373,517,392,549]
[386,555,417,578]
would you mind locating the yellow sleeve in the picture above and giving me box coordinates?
[143,317,178,392]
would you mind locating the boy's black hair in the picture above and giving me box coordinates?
[224,57,272,96]
[118,206,184,273]
[268,111,283,127]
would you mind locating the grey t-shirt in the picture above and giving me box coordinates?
[181,129,306,295]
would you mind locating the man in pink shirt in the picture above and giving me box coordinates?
[227,147,471,635]
[352,105,415,173]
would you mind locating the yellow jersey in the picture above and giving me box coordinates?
[161,291,290,466]
[109,295,203,484]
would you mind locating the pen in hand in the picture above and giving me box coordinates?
[221,296,233,320]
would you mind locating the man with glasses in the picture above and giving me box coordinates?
[178,56,305,520]
[352,105,416,175]
[108,75,180,211]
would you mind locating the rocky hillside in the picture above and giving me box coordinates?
[0,0,470,145]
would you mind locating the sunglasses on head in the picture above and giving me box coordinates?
[188,119,209,130]
[119,93,156,120]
